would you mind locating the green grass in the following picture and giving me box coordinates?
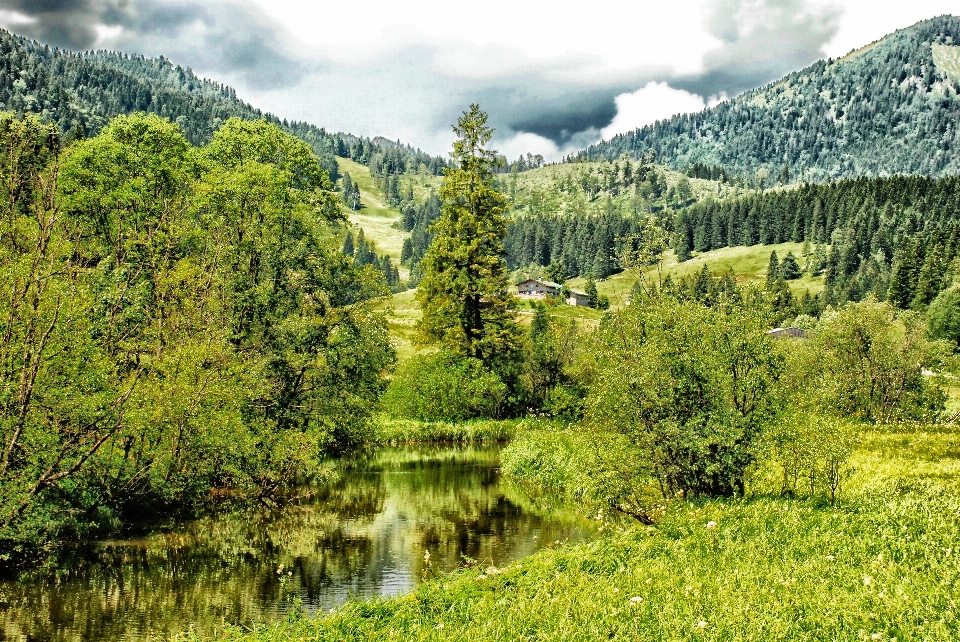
[186,422,960,642]
[337,157,409,274]
[372,417,533,444]
[933,43,960,85]
[567,242,823,309]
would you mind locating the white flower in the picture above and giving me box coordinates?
[630,596,643,604]
[705,521,717,530]
[825,555,835,561]
[863,576,873,586]
[697,620,708,628]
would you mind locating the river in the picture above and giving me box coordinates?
[0,445,594,641]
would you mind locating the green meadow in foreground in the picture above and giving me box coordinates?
[183,422,960,642]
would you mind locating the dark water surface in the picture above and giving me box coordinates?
[0,445,594,641]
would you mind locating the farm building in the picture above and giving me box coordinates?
[767,327,808,339]
[515,279,590,306]
[516,279,561,298]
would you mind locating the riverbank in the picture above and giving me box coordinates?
[186,423,960,641]
[370,416,542,444]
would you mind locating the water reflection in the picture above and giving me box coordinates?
[0,445,594,642]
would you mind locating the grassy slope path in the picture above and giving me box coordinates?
[336,157,411,276]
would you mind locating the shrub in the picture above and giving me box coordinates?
[380,351,507,421]
[583,298,783,500]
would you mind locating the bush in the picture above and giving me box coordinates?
[583,298,783,499]
[381,351,507,421]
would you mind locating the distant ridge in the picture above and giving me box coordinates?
[0,28,448,177]
[577,15,960,182]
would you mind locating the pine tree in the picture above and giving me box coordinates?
[766,251,780,288]
[887,247,916,308]
[416,105,520,362]
[585,276,600,308]
[342,230,355,256]
[780,251,802,280]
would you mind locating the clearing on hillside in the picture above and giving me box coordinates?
[933,43,960,84]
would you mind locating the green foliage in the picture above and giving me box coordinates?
[928,285,960,346]
[416,105,522,375]
[372,417,521,444]
[0,113,395,567]
[796,300,947,423]
[381,351,507,421]
[583,298,783,501]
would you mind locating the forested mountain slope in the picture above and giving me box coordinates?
[577,15,960,182]
[0,28,447,179]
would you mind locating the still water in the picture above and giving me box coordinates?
[0,445,594,641]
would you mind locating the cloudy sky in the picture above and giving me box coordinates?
[0,1,957,159]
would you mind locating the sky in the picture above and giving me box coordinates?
[0,0,957,160]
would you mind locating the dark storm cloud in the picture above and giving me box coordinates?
[0,0,131,50]
[676,0,841,97]
[0,0,305,89]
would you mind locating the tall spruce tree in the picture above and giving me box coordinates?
[416,105,520,362]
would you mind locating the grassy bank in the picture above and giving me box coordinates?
[186,423,960,641]
[371,417,526,444]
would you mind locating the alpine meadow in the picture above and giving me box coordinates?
[2,8,960,642]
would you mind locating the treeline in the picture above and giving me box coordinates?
[505,211,666,280]
[0,28,448,192]
[0,113,394,569]
[576,16,960,181]
[675,175,960,308]
[367,140,449,202]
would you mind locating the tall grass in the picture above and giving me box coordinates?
[185,423,960,641]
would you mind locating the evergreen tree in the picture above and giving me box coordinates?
[585,276,599,308]
[342,230,355,256]
[780,251,802,280]
[416,105,520,362]
[887,247,917,308]
[766,251,781,288]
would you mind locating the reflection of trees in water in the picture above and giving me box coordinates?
[0,446,593,642]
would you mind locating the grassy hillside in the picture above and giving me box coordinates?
[566,242,823,308]
[187,423,960,642]
[338,157,408,269]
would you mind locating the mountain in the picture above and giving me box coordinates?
[577,15,960,182]
[0,28,447,178]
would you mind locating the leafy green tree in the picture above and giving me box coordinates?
[416,105,521,365]
[806,301,945,422]
[584,298,783,501]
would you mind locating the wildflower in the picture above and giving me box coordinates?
[871,633,882,640]
[705,521,717,530]
[863,576,873,586]
[486,566,501,576]
[645,578,653,585]
[423,550,431,563]
[697,621,708,629]
[825,555,835,561]
[630,596,643,604]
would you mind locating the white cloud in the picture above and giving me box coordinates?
[600,82,707,140]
